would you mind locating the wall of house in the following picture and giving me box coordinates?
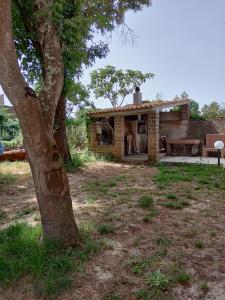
[160,111,189,139]
[159,114,223,143]
[88,116,124,159]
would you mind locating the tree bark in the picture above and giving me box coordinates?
[54,94,72,163]
[27,136,78,246]
[0,0,79,247]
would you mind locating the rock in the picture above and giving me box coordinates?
[94,266,113,281]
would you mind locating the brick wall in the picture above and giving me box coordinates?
[181,104,190,120]
[113,116,125,159]
[88,116,125,159]
[148,111,160,162]
[160,111,181,122]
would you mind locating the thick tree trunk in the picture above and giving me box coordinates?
[27,138,78,246]
[54,94,72,163]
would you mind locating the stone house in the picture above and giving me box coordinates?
[87,89,191,162]
[87,88,225,162]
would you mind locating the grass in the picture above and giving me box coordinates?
[146,270,169,290]
[154,164,225,189]
[85,195,97,205]
[83,178,117,195]
[200,281,210,293]
[195,240,205,249]
[15,207,36,218]
[166,193,177,200]
[105,294,122,300]
[65,150,114,171]
[0,222,102,297]
[130,251,167,275]
[175,270,191,284]
[156,235,172,247]
[161,199,189,209]
[0,210,7,221]
[139,196,154,208]
[97,224,115,235]
[0,161,30,191]
[143,210,159,222]
[168,263,191,285]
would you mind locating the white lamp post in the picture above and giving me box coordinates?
[214,140,224,166]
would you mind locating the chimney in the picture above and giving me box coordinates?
[133,87,142,106]
[0,94,4,106]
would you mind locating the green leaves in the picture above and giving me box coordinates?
[89,65,154,107]
[12,0,152,97]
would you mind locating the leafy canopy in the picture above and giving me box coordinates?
[12,0,152,106]
[89,65,154,107]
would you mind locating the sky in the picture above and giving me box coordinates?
[1,0,225,109]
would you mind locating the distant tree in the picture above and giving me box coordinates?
[201,101,225,119]
[89,65,154,107]
[171,92,203,119]
[190,100,204,120]
[0,106,20,141]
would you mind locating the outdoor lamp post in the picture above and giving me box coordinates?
[214,140,224,166]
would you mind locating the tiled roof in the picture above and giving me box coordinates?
[87,99,190,116]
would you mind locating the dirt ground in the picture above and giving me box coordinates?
[1,161,225,300]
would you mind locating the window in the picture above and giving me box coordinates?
[138,121,147,134]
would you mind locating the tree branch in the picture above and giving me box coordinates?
[34,0,64,132]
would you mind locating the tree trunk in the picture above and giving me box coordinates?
[27,138,78,246]
[54,94,72,163]
[0,0,79,247]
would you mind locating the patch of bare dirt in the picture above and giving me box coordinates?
[1,161,225,299]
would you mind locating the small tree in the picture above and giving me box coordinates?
[89,65,154,107]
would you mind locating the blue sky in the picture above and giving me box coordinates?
[81,0,225,109]
[1,0,225,108]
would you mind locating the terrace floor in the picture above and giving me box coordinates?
[123,154,225,166]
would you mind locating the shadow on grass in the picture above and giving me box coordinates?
[0,222,102,297]
[0,173,18,191]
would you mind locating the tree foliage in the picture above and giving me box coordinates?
[0,106,20,141]
[201,101,225,119]
[89,65,154,107]
[12,0,152,98]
